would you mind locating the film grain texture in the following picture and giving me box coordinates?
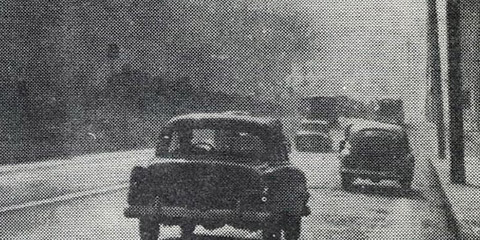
[1,0,479,239]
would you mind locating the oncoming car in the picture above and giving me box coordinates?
[124,113,310,240]
[338,121,415,189]
[294,119,333,152]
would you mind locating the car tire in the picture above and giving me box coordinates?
[282,215,302,240]
[399,170,413,190]
[180,223,195,240]
[341,173,354,189]
[399,177,412,190]
[139,218,159,240]
[263,223,281,240]
[370,178,380,183]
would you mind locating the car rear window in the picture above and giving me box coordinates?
[165,128,267,159]
[301,123,328,132]
[350,129,408,153]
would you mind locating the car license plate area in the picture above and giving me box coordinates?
[124,205,271,222]
[352,154,394,171]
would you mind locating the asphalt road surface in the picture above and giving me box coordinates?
[1,127,456,239]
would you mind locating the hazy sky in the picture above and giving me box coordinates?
[288,0,428,120]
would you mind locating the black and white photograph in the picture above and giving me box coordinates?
[0,0,479,239]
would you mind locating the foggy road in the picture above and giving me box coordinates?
[1,129,456,239]
[0,0,466,238]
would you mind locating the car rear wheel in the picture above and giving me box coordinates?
[399,170,413,190]
[262,223,281,240]
[399,178,412,190]
[370,178,381,183]
[341,173,354,189]
[180,223,195,240]
[282,215,302,240]
[139,218,159,240]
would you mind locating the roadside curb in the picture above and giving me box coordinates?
[0,183,128,214]
[427,158,479,240]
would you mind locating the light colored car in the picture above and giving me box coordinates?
[294,119,333,153]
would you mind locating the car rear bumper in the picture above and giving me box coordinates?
[340,168,401,179]
[124,205,272,222]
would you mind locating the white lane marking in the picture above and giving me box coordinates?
[0,184,128,213]
[0,149,153,175]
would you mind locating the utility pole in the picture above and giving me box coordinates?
[446,0,466,184]
[427,0,446,159]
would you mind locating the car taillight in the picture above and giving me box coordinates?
[340,148,350,156]
[340,142,351,156]
[261,187,269,202]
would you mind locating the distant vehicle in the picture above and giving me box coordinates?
[294,119,333,152]
[300,95,339,127]
[374,99,405,125]
[338,121,415,189]
[124,113,310,240]
[334,95,370,119]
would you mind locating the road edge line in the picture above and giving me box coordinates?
[0,148,154,175]
[0,183,129,213]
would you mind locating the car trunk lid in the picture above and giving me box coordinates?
[348,131,404,171]
[147,158,265,210]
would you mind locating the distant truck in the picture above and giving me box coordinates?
[374,99,405,125]
[335,95,368,119]
[300,96,339,127]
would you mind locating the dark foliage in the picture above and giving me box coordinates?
[0,0,313,164]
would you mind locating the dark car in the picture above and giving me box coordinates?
[294,119,333,152]
[374,99,405,125]
[338,121,415,189]
[124,113,310,240]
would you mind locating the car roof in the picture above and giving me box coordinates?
[348,120,405,134]
[167,113,282,130]
[378,98,403,103]
[296,130,329,136]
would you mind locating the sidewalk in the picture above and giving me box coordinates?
[430,157,480,239]
[414,122,480,239]
[0,149,154,209]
